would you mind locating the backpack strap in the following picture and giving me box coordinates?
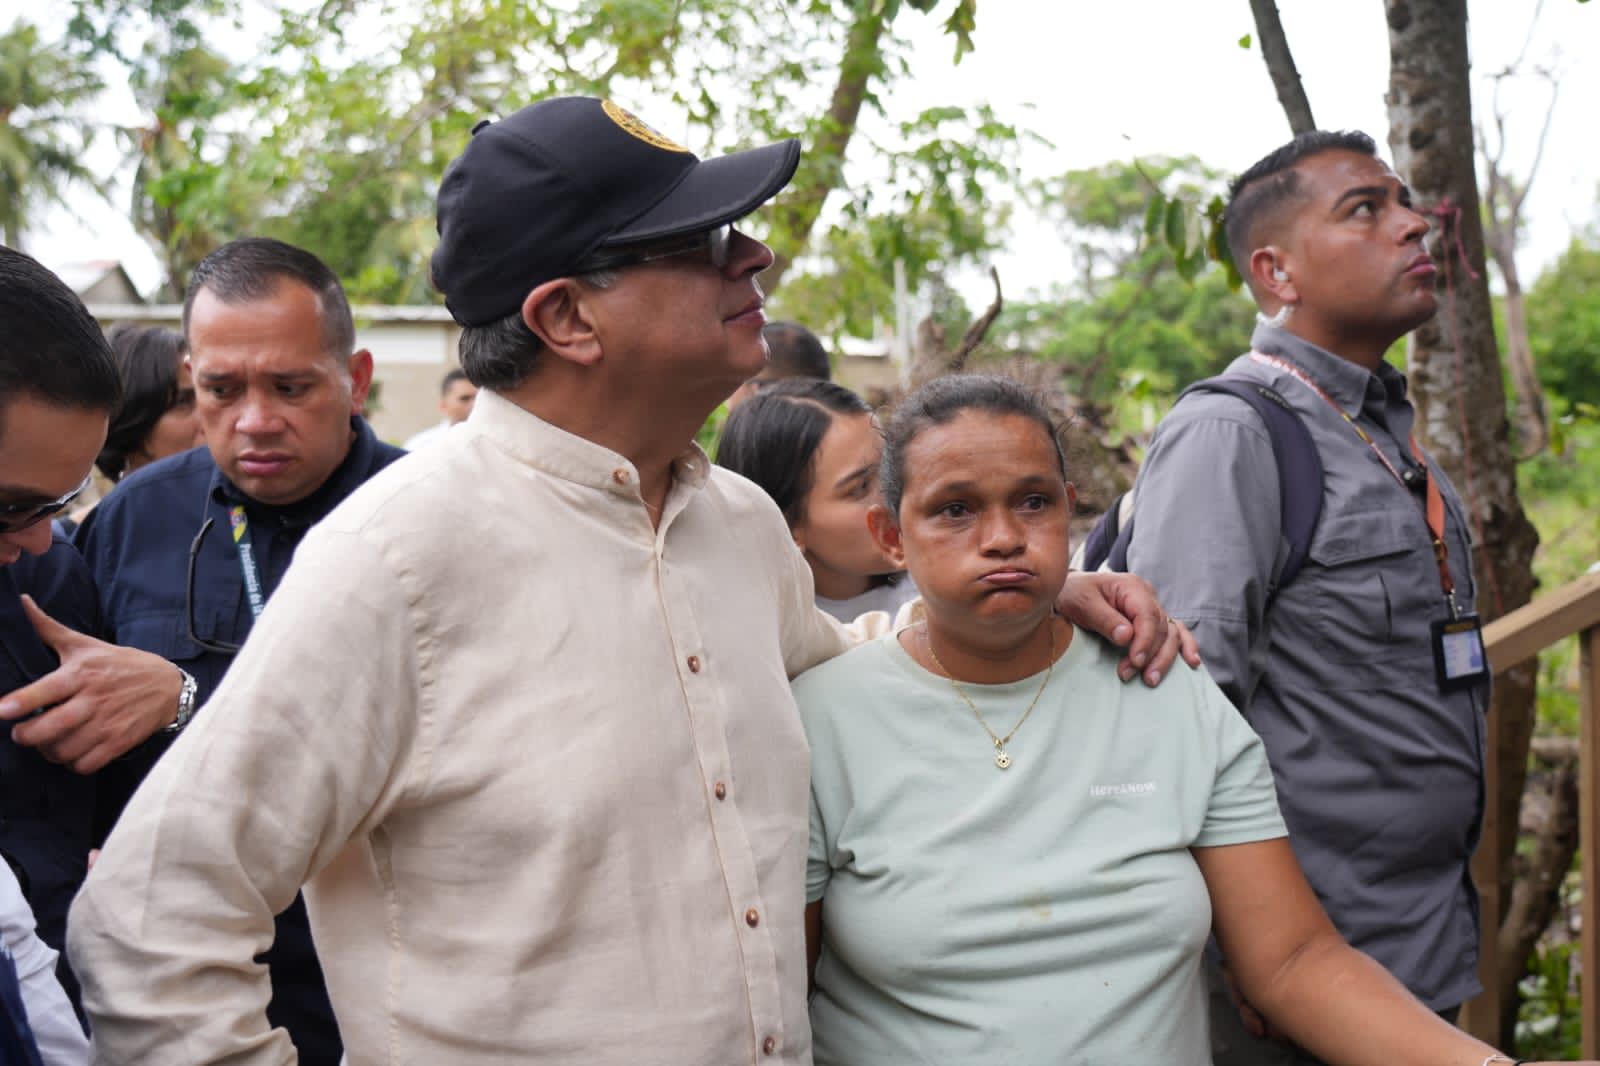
[1075,490,1126,573]
[1180,376,1324,593]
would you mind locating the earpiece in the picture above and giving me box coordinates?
[1272,267,1288,281]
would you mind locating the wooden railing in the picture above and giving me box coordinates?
[1460,570,1600,1054]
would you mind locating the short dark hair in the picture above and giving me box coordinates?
[880,373,1066,517]
[1223,130,1378,279]
[97,323,189,480]
[0,246,121,429]
[440,368,470,394]
[182,237,356,361]
[760,321,831,381]
[455,269,616,392]
[715,378,871,527]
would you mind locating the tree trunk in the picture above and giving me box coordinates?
[762,2,889,294]
[1247,0,1317,135]
[1385,0,1542,1047]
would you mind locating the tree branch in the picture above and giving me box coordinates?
[947,267,1003,373]
[761,3,889,293]
[1247,0,1316,135]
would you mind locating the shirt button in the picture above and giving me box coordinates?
[713,782,727,800]
[611,468,629,484]
[745,907,760,927]
[762,1035,777,1056]
[687,655,701,673]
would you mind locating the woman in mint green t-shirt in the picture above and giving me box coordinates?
[796,374,1540,1066]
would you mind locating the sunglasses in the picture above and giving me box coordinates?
[0,473,92,534]
[573,223,736,275]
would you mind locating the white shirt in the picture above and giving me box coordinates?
[400,420,451,451]
[70,388,885,1065]
[1,863,88,1066]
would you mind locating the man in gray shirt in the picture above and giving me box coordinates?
[1125,130,1489,1064]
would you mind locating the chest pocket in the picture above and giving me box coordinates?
[116,611,213,669]
[1297,509,1439,667]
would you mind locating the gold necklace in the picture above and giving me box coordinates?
[922,619,1056,771]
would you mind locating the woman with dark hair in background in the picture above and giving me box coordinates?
[96,323,203,482]
[716,378,918,622]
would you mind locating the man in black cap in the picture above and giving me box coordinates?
[72,97,1190,1065]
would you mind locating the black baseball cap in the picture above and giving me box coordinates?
[432,96,801,327]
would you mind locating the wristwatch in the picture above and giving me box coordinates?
[159,669,199,734]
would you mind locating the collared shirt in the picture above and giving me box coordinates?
[0,534,104,1011]
[1124,323,1486,1009]
[71,418,406,1066]
[70,389,881,1065]
[401,419,452,451]
[75,417,406,711]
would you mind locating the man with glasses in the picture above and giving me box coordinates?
[0,246,146,1062]
[67,237,404,1065]
[71,97,1189,1064]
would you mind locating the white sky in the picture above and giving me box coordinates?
[23,0,1599,302]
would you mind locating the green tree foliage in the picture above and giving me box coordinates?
[0,22,104,248]
[1525,232,1600,410]
[991,157,1256,418]
[71,0,996,307]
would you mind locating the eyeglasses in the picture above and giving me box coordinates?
[186,516,241,655]
[573,223,736,275]
[0,474,92,534]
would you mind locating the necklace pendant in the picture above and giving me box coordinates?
[994,748,1013,770]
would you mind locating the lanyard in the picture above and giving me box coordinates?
[1248,352,1459,615]
[227,504,268,621]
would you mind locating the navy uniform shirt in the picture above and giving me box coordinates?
[75,417,405,1065]
[0,532,104,1014]
[1126,323,1486,1010]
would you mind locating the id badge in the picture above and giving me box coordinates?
[1431,613,1491,692]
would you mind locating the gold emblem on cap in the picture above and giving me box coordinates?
[601,100,689,153]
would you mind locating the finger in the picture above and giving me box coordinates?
[1176,620,1202,667]
[1139,619,1183,687]
[86,849,100,872]
[1120,595,1167,673]
[69,742,116,776]
[19,595,83,652]
[1239,1003,1268,1041]
[0,667,76,721]
[9,697,85,753]
[1065,576,1138,650]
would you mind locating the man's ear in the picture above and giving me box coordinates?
[346,350,375,414]
[866,503,905,569]
[522,278,604,368]
[1248,246,1299,308]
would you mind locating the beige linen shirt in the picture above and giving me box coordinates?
[69,388,874,1065]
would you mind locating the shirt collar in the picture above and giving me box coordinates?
[1251,323,1388,418]
[209,416,380,526]
[467,388,710,505]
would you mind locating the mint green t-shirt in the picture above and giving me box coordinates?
[798,628,1286,1066]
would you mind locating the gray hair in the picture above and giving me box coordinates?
[457,270,617,391]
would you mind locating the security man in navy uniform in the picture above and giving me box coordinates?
[0,247,194,1027]
[66,237,406,1065]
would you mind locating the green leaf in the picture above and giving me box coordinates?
[1164,197,1186,255]
[1174,248,1200,283]
[1143,192,1167,243]
[1238,33,1252,48]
